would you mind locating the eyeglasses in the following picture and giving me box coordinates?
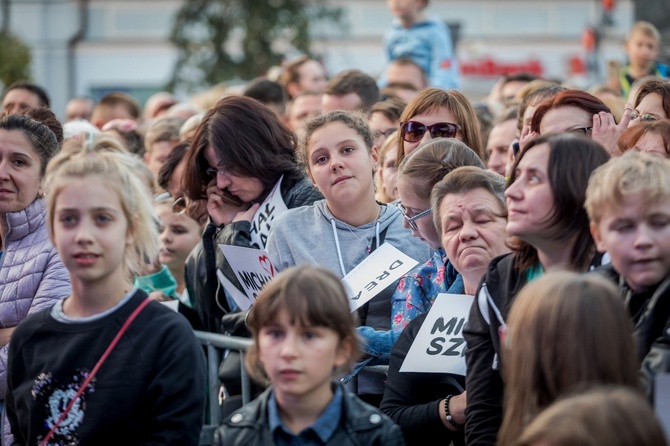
[381,128,397,138]
[206,166,231,178]
[171,196,187,214]
[399,120,461,143]
[630,112,659,123]
[397,201,433,231]
[155,193,188,215]
[568,126,593,135]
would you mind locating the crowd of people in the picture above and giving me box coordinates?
[0,0,669,443]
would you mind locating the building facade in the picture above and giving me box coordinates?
[1,0,638,117]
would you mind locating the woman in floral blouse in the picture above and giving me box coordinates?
[358,137,484,359]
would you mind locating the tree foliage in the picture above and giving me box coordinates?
[0,32,31,88]
[167,0,343,93]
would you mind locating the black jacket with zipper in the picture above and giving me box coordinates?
[595,264,670,403]
[463,253,526,446]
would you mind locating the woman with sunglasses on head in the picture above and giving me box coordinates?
[396,88,484,166]
[529,89,631,156]
[464,133,610,446]
[267,110,431,405]
[182,96,322,333]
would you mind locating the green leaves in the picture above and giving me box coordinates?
[167,0,343,93]
[0,32,32,88]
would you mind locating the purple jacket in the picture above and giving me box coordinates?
[0,198,71,399]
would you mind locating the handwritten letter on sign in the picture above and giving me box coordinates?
[249,175,288,249]
[219,244,276,305]
[342,243,419,312]
[216,269,255,311]
[400,293,474,375]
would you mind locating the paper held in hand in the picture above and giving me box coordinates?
[342,242,419,312]
[216,269,255,311]
[400,293,474,375]
[217,244,277,310]
[249,175,288,250]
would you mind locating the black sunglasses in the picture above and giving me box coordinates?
[399,120,461,143]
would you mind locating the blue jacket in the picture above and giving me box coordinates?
[383,18,460,90]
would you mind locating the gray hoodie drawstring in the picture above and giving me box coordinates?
[331,218,347,276]
[331,218,381,277]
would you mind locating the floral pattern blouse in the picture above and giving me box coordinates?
[391,248,463,333]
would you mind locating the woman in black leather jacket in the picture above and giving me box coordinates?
[182,96,322,333]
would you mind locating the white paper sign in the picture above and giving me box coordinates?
[655,373,670,440]
[216,268,255,311]
[219,244,276,303]
[160,299,180,312]
[400,293,474,375]
[249,175,288,249]
[343,243,419,312]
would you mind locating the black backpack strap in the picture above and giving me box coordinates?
[368,226,389,253]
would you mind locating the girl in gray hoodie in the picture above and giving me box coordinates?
[267,111,431,404]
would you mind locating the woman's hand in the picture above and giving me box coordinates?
[439,391,467,431]
[232,203,260,224]
[0,326,16,347]
[206,179,247,226]
[518,126,537,153]
[591,107,632,157]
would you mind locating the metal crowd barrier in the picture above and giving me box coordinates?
[193,330,389,445]
[194,330,253,446]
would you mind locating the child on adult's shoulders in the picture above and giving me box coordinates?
[617,21,670,99]
[383,0,459,91]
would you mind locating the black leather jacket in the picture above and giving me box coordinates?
[596,265,670,403]
[213,385,406,446]
[464,253,525,446]
[184,175,322,333]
